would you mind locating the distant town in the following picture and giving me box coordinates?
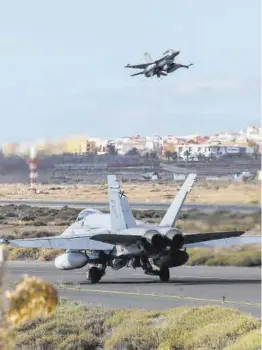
[0,125,261,185]
[1,125,261,161]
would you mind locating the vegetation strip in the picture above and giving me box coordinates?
[12,299,261,349]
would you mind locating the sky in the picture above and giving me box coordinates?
[0,0,260,143]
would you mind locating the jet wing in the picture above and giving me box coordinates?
[183,231,261,247]
[3,235,114,251]
[125,63,149,69]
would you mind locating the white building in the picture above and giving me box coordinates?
[114,137,146,155]
[89,138,108,154]
[245,126,262,143]
[210,126,261,145]
[176,143,253,160]
[145,135,163,155]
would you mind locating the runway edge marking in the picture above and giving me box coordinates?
[60,287,261,309]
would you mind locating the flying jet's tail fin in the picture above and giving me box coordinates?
[144,52,153,63]
[108,175,137,231]
[159,173,197,228]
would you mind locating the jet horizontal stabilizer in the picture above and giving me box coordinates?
[184,230,245,245]
[184,235,261,248]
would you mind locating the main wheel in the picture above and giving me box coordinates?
[159,266,170,282]
[87,266,102,283]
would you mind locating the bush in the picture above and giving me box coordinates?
[7,247,41,260]
[32,220,47,226]
[13,300,261,350]
[39,249,64,261]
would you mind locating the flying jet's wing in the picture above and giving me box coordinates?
[159,173,197,227]
[130,72,144,77]
[125,63,149,69]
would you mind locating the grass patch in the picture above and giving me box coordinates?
[0,204,79,226]
[13,299,261,350]
[4,246,63,261]
[6,247,42,260]
[187,246,261,267]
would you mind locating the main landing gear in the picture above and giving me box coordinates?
[86,266,105,283]
[140,254,170,283]
[86,251,108,283]
[86,253,171,284]
[158,266,170,282]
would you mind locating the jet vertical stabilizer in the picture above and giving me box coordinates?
[144,52,153,63]
[108,175,137,231]
[159,173,197,228]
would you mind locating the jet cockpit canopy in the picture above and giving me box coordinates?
[75,208,102,222]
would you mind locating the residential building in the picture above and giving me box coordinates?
[176,143,254,160]
[114,136,146,155]
[89,138,108,155]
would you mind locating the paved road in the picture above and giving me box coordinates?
[6,261,261,317]
[0,199,260,212]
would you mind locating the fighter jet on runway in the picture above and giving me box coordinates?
[2,174,260,283]
[125,49,193,78]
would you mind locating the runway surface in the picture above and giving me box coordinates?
[6,261,261,317]
[0,199,260,212]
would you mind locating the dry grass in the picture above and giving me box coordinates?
[13,299,261,350]
[4,246,64,262]
[0,181,260,204]
[187,245,261,267]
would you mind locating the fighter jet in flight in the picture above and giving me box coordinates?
[2,174,260,283]
[125,49,193,78]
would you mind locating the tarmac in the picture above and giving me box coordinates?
[6,261,261,317]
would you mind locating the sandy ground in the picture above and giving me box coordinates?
[0,182,260,204]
